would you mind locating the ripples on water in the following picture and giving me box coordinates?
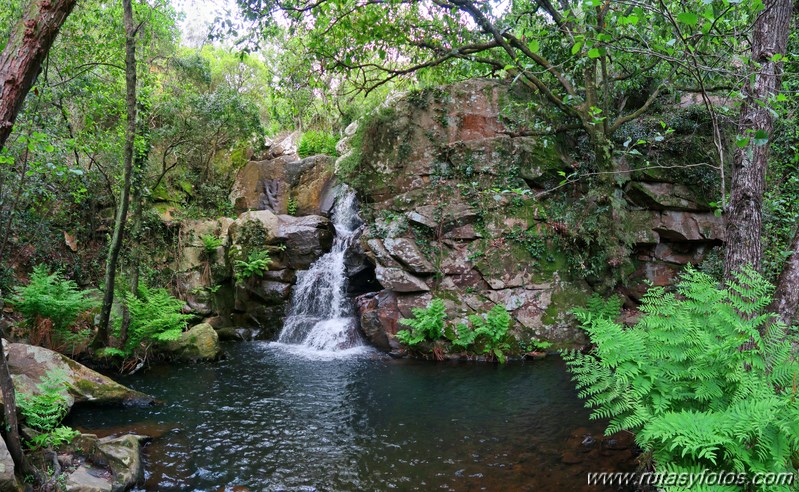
[67,342,632,491]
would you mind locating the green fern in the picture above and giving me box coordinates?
[564,266,799,491]
[398,299,515,363]
[17,369,79,449]
[7,265,98,333]
[111,285,191,358]
[234,250,273,282]
[200,234,223,255]
[397,298,447,346]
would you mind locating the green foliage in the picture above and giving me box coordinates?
[298,130,339,158]
[287,197,298,216]
[396,298,447,346]
[29,425,80,450]
[8,266,98,333]
[449,305,514,363]
[396,299,518,363]
[233,250,273,283]
[564,267,799,490]
[200,234,223,254]
[17,369,79,449]
[111,285,191,358]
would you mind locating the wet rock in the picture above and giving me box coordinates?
[256,281,293,302]
[375,266,430,292]
[276,215,333,269]
[262,269,297,283]
[356,291,400,352]
[383,238,435,274]
[163,323,221,361]
[4,342,152,408]
[216,327,259,341]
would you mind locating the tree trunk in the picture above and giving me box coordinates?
[0,0,78,150]
[120,154,145,347]
[96,0,138,347]
[0,0,77,475]
[0,328,28,477]
[724,0,792,280]
[771,228,799,325]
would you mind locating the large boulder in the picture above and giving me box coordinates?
[4,342,152,408]
[163,323,221,361]
[275,215,333,269]
[64,433,145,492]
[375,266,430,293]
[230,150,337,216]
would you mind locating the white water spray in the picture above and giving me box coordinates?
[277,189,366,352]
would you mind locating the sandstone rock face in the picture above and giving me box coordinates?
[230,150,336,217]
[4,342,152,408]
[338,79,720,352]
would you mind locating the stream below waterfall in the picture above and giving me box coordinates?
[67,342,637,491]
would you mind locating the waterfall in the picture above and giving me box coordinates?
[276,189,366,352]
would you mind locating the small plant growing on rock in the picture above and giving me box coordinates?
[17,369,80,449]
[396,298,447,346]
[200,234,223,255]
[396,298,519,363]
[298,130,339,158]
[234,250,273,283]
[287,197,298,216]
[101,285,191,364]
[448,305,513,363]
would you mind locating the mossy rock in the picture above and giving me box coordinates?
[163,323,221,362]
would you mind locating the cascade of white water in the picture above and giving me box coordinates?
[277,189,365,351]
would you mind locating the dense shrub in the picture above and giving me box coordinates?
[297,130,338,158]
[7,266,97,353]
[102,285,191,360]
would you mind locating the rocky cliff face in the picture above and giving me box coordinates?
[337,79,723,352]
[173,135,340,339]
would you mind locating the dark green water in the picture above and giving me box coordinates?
[67,342,631,491]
